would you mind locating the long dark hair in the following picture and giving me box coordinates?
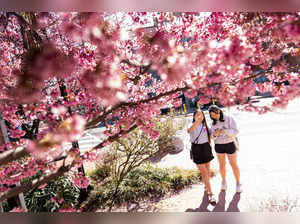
[210,110,225,125]
[193,110,211,144]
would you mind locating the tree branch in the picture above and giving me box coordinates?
[91,124,138,151]
[0,147,29,167]
[0,123,137,169]
[6,12,43,46]
[85,69,263,130]
[120,59,152,72]
[0,68,268,167]
[85,86,189,129]
[0,164,71,202]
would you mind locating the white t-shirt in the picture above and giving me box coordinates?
[189,123,211,144]
[210,115,239,144]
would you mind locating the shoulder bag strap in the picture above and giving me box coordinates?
[203,120,211,145]
[193,125,204,144]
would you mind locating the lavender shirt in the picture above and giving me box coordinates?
[189,123,211,144]
[211,115,239,144]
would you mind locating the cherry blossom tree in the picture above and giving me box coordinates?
[0,12,300,210]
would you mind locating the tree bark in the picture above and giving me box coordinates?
[0,165,71,203]
[0,147,29,167]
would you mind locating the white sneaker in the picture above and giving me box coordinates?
[236,183,243,193]
[221,181,227,191]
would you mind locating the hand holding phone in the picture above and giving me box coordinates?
[214,129,224,137]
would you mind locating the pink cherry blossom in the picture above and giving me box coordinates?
[0,12,300,207]
[72,172,90,189]
[10,207,28,212]
[58,207,78,212]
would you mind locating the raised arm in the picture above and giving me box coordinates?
[187,120,200,133]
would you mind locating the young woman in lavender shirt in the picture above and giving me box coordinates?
[188,109,216,206]
[208,105,242,193]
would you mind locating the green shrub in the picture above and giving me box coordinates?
[24,175,80,212]
[82,116,199,211]
[83,164,213,211]
[89,164,112,183]
[152,116,186,159]
[89,116,187,190]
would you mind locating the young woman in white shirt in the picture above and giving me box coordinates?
[188,109,216,206]
[208,105,242,193]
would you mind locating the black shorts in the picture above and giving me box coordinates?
[191,142,214,165]
[215,142,236,154]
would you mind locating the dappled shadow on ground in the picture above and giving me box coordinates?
[185,191,241,212]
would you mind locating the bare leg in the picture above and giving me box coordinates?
[228,153,240,184]
[217,154,226,182]
[205,162,210,175]
[197,163,212,194]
